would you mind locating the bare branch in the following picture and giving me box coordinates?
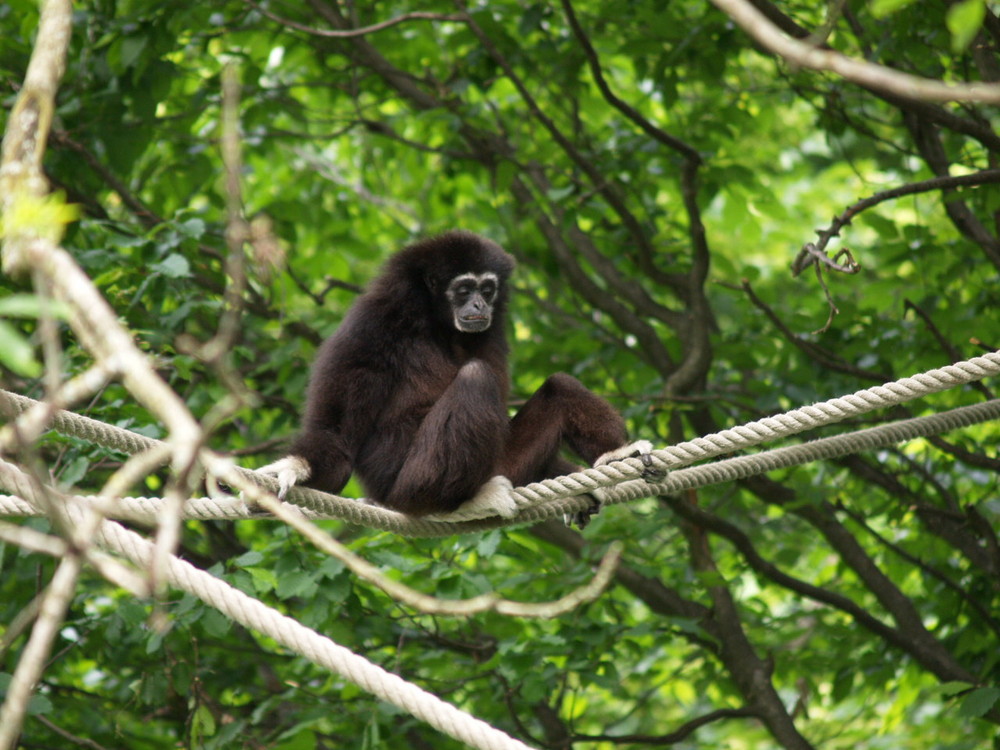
[0,0,72,270]
[801,169,1000,264]
[678,493,815,750]
[711,0,1000,104]
[575,707,759,745]
[790,244,860,278]
[791,170,1000,328]
[558,0,700,163]
[735,279,889,381]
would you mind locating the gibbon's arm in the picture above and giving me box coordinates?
[257,355,395,500]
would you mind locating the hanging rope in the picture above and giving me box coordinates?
[0,472,534,750]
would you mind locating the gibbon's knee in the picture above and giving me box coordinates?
[536,372,587,402]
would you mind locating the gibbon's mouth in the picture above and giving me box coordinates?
[457,315,491,332]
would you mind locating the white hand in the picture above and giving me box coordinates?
[257,455,311,499]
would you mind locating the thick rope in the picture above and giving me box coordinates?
[3,479,532,750]
[0,389,162,455]
[94,518,535,750]
[0,351,997,533]
[4,352,997,466]
[3,398,998,536]
[647,351,1000,469]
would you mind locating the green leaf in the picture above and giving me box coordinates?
[0,320,40,376]
[58,456,90,488]
[177,218,206,238]
[946,0,985,51]
[274,729,318,750]
[546,185,575,202]
[870,0,919,16]
[201,609,232,638]
[27,693,53,716]
[936,681,974,698]
[233,550,264,567]
[957,687,1000,718]
[245,566,279,593]
[276,570,320,599]
[152,253,191,278]
[476,530,501,557]
[190,703,217,742]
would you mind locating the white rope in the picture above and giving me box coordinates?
[646,351,1000,469]
[94,517,536,750]
[3,398,998,534]
[0,464,535,750]
[1,351,998,527]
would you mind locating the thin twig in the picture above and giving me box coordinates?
[575,707,758,745]
[219,462,622,618]
[242,0,463,39]
[791,170,1000,329]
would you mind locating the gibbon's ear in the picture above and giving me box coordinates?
[424,273,438,294]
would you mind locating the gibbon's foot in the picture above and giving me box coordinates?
[595,439,663,482]
[466,475,518,517]
[565,440,660,528]
[256,455,311,500]
[426,475,517,520]
[563,492,604,530]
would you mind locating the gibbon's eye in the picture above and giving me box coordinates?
[480,281,497,301]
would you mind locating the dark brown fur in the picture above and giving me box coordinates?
[289,230,629,515]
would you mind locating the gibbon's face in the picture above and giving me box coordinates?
[444,271,500,333]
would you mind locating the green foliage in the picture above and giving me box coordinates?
[1,0,999,748]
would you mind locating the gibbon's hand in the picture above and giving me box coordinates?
[257,455,311,500]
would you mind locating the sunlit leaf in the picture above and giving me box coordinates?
[946,0,986,51]
[0,320,40,376]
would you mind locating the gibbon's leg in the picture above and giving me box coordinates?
[383,360,509,515]
[499,373,631,485]
[500,373,653,527]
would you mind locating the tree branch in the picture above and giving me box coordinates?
[678,493,816,750]
[575,707,759,745]
[797,169,1000,269]
[711,0,1000,104]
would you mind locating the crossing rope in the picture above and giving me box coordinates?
[1,351,998,535]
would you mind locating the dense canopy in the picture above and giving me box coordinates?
[1,1,999,748]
